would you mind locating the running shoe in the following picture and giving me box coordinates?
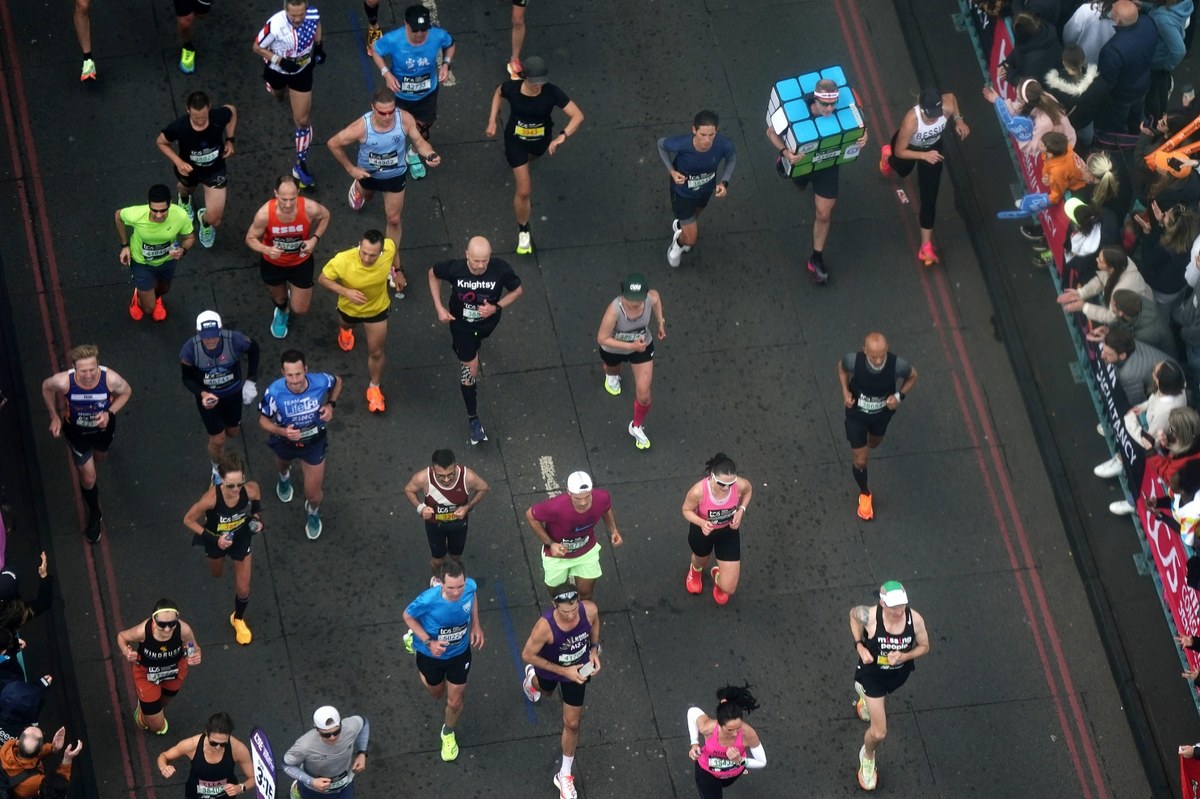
[152,297,167,322]
[230,613,253,645]
[366,385,386,413]
[440,729,459,762]
[604,375,621,396]
[1019,224,1045,243]
[178,193,194,221]
[128,290,144,321]
[1031,250,1052,268]
[197,208,216,248]
[516,230,533,255]
[807,257,829,285]
[917,241,938,266]
[406,149,426,180]
[711,566,729,606]
[523,663,541,702]
[1110,499,1135,516]
[1094,455,1122,478]
[348,179,365,211]
[338,327,355,352]
[667,239,684,268]
[469,418,488,446]
[291,781,301,799]
[553,773,577,799]
[80,58,96,81]
[304,501,322,540]
[685,565,702,595]
[878,144,894,178]
[857,493,874,521]
[276,475,294,503]
[133,705,148,730]
[507,57,522,79]
[292,158,315,188]
[429,575,443,588]
[271,307,290,339]
[855,682,870,721]
[857,745,877,791]
[403,629,415,654]
[179,47,196,74]
[366,25,382,56]
[628,422,650,450]
[84,512,103,544]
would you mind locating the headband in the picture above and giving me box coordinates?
[813,89,840,103]
[152,608,179,618]
[1019,79,1037,102]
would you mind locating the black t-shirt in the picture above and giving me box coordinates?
[433,258,521,323]
[162,106,233,171]
[501,80,570,142]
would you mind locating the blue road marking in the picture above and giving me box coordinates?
[494,579,538,725]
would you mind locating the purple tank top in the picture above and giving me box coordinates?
[534,606,592,683]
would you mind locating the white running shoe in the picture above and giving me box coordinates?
[667,240,683,267]
[604,375,621,396]
[522,664,541,702]
[628,422,650,450]
[1093,455,1123,478]
[553,773,577,799]
[1109,499,1135,516]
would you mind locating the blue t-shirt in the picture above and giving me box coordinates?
[404,578,477,659]
[259,372,336,443]
[373,27,454,101]
[660,133,736,199]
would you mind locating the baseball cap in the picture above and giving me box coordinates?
[919,88,943,117]
[195,310,222,340]
[521,56,549,84]
[313,706,341,729]
[566,471,592,494]
[879,581,909,607]
[405,4,432,30]
[621,273,648,301]
[1064,197,1088,225]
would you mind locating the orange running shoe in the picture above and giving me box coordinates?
[918,241,939,266]
[366,385,386,413]
[151,297,167,322]
[879,145,894,178]
[128,290,144,321]
[711,566,729,605]
[338,328,355,352]
[685,565,702,594]
[857,493,874,521]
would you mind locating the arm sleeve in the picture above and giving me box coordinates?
[28,575,54,618]
[719,141,737,184]
[657,137,677,172]
[686,707,704,745]
[744,743,767,769]
[180,363,206,396]
[243,336,261,383]
[355,717,370,752]
[283,741,312,787]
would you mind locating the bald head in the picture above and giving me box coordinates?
[465,236,492,274]
[1111,0,1138,25]
[863,332,889,369]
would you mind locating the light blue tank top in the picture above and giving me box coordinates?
[355,111,409,180]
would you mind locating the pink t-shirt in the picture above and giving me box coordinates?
[531,489,612,558]
[698,726,746,778]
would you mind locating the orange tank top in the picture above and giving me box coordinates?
[262,198,312,267]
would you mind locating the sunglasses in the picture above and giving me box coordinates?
[817,101,836,108]
[553,591,579,604]
[319,728,341,738]
[373,107,396,116]
[207,738,229,748]
[711,476,736,487]
[222,481,246,489]
[155,619,180,629]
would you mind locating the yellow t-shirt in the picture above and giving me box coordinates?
[321,240,396,318]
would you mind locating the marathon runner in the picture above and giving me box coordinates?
[596,273,665,450]
[116,600,202,735]
[526,471,622,601]
[156,711,255,797]
[682,453,752,606]
[507,0,529,79]
[74,0,95,80]
[659,110,736,268]
[402,449,490,583]
[174,0,213,74]
[283,706,369,799]
[115,184,195,321]
[40,345,132,543]
[686,684,767,798]
[362,0,382,54]
[156,91,237,248]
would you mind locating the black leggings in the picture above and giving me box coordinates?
[695,762,741,798]
[888,133,943,230]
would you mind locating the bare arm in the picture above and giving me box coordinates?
[850,605,872,663]
[485,85,504,136]
[521,619,573,677]
[463,468,489,510]
[681,482,707,527]
[496,285,523,310]
[182,489,218,537]
[651,290,666,339]
[41,373,67,433]
[904,610,931,663]
[402,470,427,511]
[116,620,147,660]
[595,303,628,350]
[892,110,923,160]
[244,205,271,255]
[602,506,622,547]
[899,366,918,396]
[231,739,255,793]
[943,93,969,138]
[837,360,853,407]
[105,369,133,415]
[326,118,368,175]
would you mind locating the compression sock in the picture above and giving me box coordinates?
[234,593,249,620]
[633,399,650,427]
[295,127,312,160]
[83,51,92,60]
[441,724,453,736]
[460,384,478,417]
[811,248,823,263]
[852,466,869,495]
[81,484,101,515]
[519,222,530,232]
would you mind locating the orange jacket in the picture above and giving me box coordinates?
[0,738,71,797]
[1042,148,1087,205]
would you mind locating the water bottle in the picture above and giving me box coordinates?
[249,519,263,534]
[186,641,196,661]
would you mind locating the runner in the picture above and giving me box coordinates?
[156,91,237,248]
[317,229,397,413]
[362,0,382,54]
[526,471,622,601]
[402,449,491,582]
[40,345,132,543]
[658,110,736,268]
[507,0,529,79]
[401,560,485,762]
[850,581,931,791]
[371,4,455,181]
[428,236,524,444]
[245,176,332,339]
[179,310,260,482]
[115,184,195,321]
[283,706,369,799]
[596,273,666,450]
[878,87,970,266]
[837,332,918,521]
[682,453,753,606]
[686,684,767,798]
[520,585,602,799]
[765,78,869,284]
[258,349,342,540]
[116,600,203,735]
[252,0,325,187]
[485,55,584,255]
[73,0,95,80]
[327,88,441,273]
[174,0,214,74]
[156,711,256,797]
[181,452,264,646]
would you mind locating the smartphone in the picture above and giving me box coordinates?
[578,661,595,679]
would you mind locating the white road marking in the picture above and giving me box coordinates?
[539,455,560,496]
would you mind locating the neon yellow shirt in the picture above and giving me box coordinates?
[321,240,396,318]
[119,205,194,266]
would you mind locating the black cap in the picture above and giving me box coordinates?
[405,4,432,31]
[919,88,943,117]
[521,56,549,84]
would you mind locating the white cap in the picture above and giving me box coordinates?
[195,310,222,338]
[566,471,592,494]
[879,581,909,607]
[312,705,341,729]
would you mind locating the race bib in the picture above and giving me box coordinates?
[74,413,101,429]
[298,425,321,440]
[706,509,734,526]
[435,504,458,522]
[191,148,219,166]
[561,535,590,552]
[461,305,483,322]
[276,237,304,253]
[401,74,432,93]
[203,371,235,389]
[686,172,715,191]
[196,778,228,796]
[147,663,179,684]
[437,624,467,643]
[614,330,645,343]
[327,772,353,790]
[708,756,740,773]
[557,647,585,665]
[141,242,171,260]
[856,395,887,413]
[367,150,400,168]
[514,121,546,140]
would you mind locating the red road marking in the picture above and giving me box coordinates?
[831,0,1109,795]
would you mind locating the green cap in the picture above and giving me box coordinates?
[879,581,908,607]
[621,273,649,301]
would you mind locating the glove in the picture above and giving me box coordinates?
[241,380,258,406]
[992,97,1033,142]
[314,41,326,66]
[278,57,301,73]
[996,193,1049,219]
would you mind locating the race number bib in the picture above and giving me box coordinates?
[142,242,171,260]
[856,395,887,413]
[367,150,400,169]
[327,771,353,790]
[191,147,219,166]
[461,305,483,322]
[437,624,467,643]
[147,663,180,684]
[686,172,715,191]
[514,121,546,140]
[561,535,590,552]
[401,74,432,93]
